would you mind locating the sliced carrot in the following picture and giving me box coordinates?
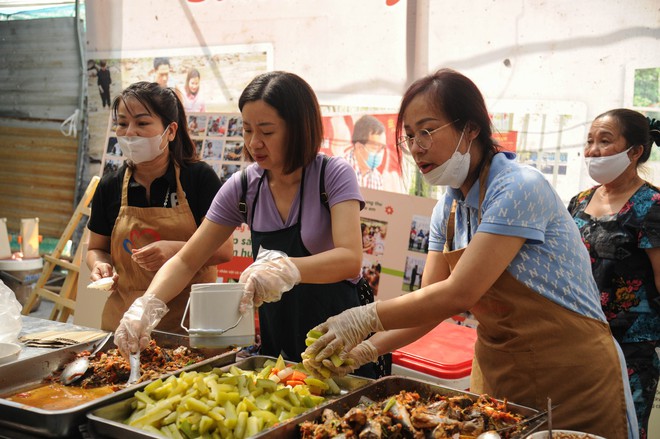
[290,370,307,382]
[285,380,305,387]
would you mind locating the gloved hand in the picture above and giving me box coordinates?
[238,248,301,314]
[325,340,379,377]
[114,295,169,357]
[304,302,383,365]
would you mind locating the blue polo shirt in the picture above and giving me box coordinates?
[429,152,605,320]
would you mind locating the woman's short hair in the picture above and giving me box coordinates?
[238,71,323,174]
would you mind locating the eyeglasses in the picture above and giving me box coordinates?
[397,119,459,152]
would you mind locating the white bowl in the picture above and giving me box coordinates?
[527,430,605,439]
[0,342,21,365]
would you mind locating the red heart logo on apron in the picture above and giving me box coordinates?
[123,228,162,254]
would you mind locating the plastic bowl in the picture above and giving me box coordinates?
[0,342,21,365]
[527,430,605,439]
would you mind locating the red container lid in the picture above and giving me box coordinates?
[392,321,477,379]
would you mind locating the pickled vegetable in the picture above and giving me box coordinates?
[123,355,341,438]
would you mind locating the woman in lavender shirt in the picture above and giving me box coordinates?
[114,71,384,378]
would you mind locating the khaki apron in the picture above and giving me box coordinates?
[443,162,627,438]
[102,165,216,333]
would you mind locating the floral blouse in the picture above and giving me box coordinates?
[568,182,660,344]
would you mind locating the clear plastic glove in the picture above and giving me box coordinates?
[304,302,383,364]
[114,295,169,357]
[323,340,379,377]
[238,248,301,314]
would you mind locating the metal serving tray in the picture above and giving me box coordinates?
[274,375,546,439]
[0,330,236,438]
[86,355,372,439]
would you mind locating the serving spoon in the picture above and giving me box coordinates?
[476,404,557,439]
[60,332,113,385]
[126,351,141,385]
[477,432,502,439]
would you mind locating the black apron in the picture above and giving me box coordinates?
[249,168,381,378]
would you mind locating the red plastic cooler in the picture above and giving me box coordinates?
[391,321,477,390]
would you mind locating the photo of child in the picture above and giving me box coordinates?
[223,141,243,161]
[360,217,388,257]
[207,116,228,136]
[203,139,224,160]
[188,114,208,136]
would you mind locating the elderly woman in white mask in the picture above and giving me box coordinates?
[568,109,660,439]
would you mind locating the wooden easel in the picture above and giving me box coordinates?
[22,176,100,321]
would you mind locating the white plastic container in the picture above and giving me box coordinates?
[391,364,471,391]
[181,282,255,349]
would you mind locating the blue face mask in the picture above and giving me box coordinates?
[366,151,384,170]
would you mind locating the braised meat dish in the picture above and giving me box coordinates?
[299,391,527,439]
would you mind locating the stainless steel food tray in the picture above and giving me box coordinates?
[273,375,546,439]
[0,330,237,438]
[86,355,372,439]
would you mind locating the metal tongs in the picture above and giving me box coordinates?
[547,397,553,438]
[509,402,559,439]
[126,351,141,385]
[478,403,559,439]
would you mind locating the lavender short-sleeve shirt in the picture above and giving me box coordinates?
[206,154,365,258]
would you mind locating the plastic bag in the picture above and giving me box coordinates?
[0,280,23,343]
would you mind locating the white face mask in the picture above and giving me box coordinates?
[585,147,631,184]
[422,128,472,188]
[117,127,169,164]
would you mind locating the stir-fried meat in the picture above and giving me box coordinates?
[358,419,382,439]
[322,407,341,423]
[388,399,415,436]
[47,340,206,388]
[431,422,461,439]
[299,391,528,439]
[462,417,486,436]
[344,407,369,431]
[411,405,461,430]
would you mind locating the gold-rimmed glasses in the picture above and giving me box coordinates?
[397,119,459,152]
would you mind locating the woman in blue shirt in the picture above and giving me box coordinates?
[304,69,638,438]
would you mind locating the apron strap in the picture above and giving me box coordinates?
[239,169,248,222]
[444,158,491,252]
[319,155,329,211]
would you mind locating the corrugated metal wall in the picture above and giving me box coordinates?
[0,16,84,239]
